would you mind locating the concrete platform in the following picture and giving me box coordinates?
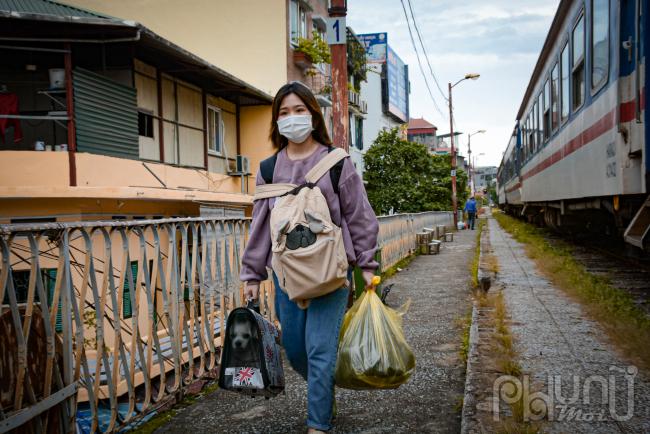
[477,215,650,433]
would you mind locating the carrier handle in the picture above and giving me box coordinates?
[247,298,260,314]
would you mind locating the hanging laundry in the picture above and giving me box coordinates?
[0,92,24,144]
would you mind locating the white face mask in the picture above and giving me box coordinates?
[277,114,313,144]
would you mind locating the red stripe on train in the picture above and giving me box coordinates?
[521,104,622,182]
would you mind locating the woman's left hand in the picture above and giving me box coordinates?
[362,271,376,289]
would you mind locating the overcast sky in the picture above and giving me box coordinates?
[347,0,561,167]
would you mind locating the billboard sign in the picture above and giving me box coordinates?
[358,32,387,64]
[386,45,409,122]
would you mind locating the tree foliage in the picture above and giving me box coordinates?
[363,128,468,215]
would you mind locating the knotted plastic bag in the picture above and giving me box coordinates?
[335,288,415,389]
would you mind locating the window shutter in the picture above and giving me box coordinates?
[45,269,62,333]
[123,261,138,319]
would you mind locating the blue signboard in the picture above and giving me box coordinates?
[358,32,387,64]
[387,45,409,122]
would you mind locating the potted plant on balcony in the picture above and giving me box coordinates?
[347,37,367,92]
[294,31,331,72]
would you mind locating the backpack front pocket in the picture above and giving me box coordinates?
[273,228,348,304]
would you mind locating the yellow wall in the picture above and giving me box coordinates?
[240,105,275,193]
[61,0,287,96]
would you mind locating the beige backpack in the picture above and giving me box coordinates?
[254,148,349,309]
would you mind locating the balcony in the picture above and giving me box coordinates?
[348,89,368,114]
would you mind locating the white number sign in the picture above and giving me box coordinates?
[326,17,346,45]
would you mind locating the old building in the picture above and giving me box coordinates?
[355,32,409,178]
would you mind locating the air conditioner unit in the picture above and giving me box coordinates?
[235,155,250,174]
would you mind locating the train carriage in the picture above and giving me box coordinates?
[499,0,650,249]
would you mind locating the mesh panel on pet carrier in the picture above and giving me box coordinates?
[218,304,284,397]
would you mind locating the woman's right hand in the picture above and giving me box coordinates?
[244,282,260,301]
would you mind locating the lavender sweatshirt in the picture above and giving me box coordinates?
[240,145,379,284]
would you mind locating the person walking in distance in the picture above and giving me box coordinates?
[464,196,477,230]
[240,82,379,433]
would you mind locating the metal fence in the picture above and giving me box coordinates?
[378,211,454,269]
[0,211,452,433]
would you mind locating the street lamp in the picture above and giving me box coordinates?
[468,129,486,195]
[473,152,486,195]
[448,73,480,227]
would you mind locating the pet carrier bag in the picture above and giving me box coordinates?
[335,282,415,390]
[218,302,284,397]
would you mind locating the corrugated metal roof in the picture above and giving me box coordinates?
[0,0,109,19]
[73,68,139,160]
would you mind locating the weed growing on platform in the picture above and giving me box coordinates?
[458,309,473,363]
[494,212,650,371]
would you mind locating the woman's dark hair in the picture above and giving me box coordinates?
[270,81,332,149]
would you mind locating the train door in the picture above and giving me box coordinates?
[620,0,644,157]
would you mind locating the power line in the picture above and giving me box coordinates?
[399,0,446,121]
[405,0,448,102]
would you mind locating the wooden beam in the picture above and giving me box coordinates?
[64,43,77,187]
[157,69,165,163]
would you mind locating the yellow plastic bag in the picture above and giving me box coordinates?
[335,288,415,389]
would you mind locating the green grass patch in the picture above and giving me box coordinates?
[458,309,473,363]
[129,380,221,434]
[494,212,650,371]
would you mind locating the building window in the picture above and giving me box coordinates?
[138,111,154,138]
[551,62,559,132]
[572,13,585,111]
[543,79,551,140]
[207,106,223,155]
[591,0,609,91]
[355,117,363,150]
[290,0,308,45]
[560,42,570,122]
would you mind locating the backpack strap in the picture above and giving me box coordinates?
[305,147,348,184]
[254,147,347,200]
[253,183,297,201]
[260,153,278,185]
[328,146,345,195]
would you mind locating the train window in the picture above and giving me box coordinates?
[521,118,527,160]
[527,115,535,155]
[532,101,538,152]
[543,79,551,140]
[572,13,585,111]
[537,92,544,146]
[551,62,559,132]
[560,41,570,122]
[591,0,609,91]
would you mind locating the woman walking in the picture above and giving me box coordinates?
[240,81,379,433]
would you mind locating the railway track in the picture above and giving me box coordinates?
[545,233,650,317]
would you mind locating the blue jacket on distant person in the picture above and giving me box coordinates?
[464,197,477,213]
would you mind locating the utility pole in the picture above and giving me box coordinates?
[328,0,349,151]
[467,133,472,197]
[448,82,458,228]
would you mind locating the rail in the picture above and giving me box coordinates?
[0,211,452,433]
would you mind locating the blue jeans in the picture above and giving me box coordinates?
[273,272,350,431]
[468,211,476,229]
